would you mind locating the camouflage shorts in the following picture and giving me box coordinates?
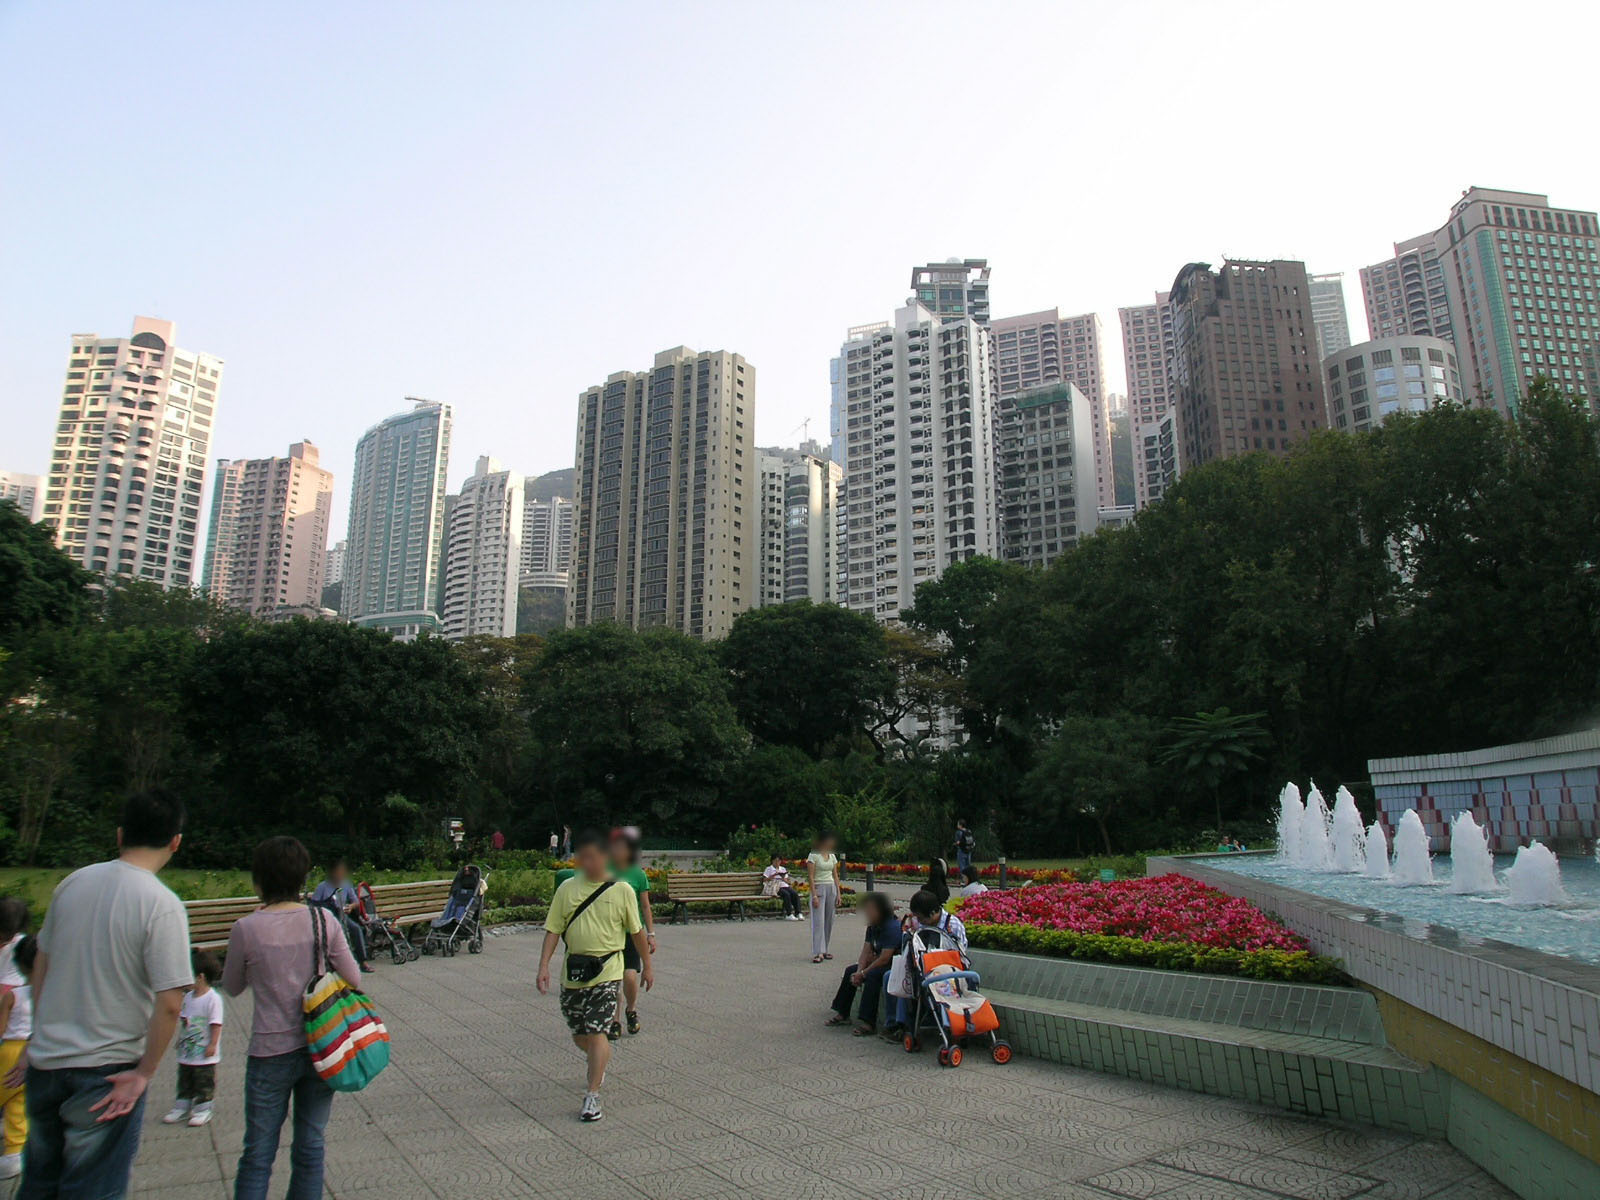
[559,980,621,1036]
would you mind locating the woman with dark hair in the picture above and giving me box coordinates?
[824,893,900,1035]
[223,837,361,1200]
[925,857,951,907]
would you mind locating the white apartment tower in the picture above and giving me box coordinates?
[838,303,998,621]
[1118,294,1178,509]
[520,493,573,589]
[1360,234,1455,344]
[991,309,1114,508]
[323,540,346,586]
[1309,274,1353,361]
[201,441,334,619]
[998,382,1100,568]
[756,445,842,607]
[756,451,788,608]
[0,471,44,522]
[342,399,452,639]
[442,456,524,640]
[568,346,755,639]
[41,317,222,588]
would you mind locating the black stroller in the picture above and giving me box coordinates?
[423,864,487,956]
[355,881,420,964]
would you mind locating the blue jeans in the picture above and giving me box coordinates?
[956,850,973,874]
[20,1063,145,1200]
[234,1050,334,1200]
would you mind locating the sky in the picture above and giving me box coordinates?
[4,0,1598,534]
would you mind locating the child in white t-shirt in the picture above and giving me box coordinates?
[164,949,224,1128]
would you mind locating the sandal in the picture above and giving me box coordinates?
[812,955,825,964]
[825,1014,851,1026]
[823,953,834,960]
[851,1024,875,1037]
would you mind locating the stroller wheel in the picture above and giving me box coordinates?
[468,939,481,954]
[938,1046,962,1068]
[421,944,434,956]
[991,1041,1013,1065]
[903,1034,920,1053]
[391,948,405,965]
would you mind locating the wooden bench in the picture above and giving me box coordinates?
[185,879,455,951]
[663,871,768,924]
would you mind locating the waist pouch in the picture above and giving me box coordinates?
[564,952,615,985]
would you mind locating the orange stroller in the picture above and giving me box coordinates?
[900,925,1011,1068]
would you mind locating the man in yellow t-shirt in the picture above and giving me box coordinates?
[537,830,651,1123]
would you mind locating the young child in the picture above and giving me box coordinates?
[164,949,224,1127]
[0,921,36,1181]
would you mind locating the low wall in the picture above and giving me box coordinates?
[1150,854,1600,1199]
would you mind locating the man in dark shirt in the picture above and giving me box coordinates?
[824,894,901,1035]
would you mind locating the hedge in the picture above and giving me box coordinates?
[967,923,1347,985]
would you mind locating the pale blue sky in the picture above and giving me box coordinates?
[4,0,1596,530]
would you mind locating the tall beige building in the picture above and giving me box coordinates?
[991,309,1114,508]
[41,316,222,588]
[442,456,523,640]
[1169,260,1327,470]
[756,443,841,607]
[201,441,333,618]
[568,346,755,639]
[1360,234,1455,344]
[1118,294,1177,508]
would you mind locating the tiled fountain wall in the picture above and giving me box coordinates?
[1367,727,1600,852]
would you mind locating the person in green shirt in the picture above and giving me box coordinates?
[537,830,651,1123]
[606,828,656,1041]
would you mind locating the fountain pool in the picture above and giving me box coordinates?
[1200,851,1600,964]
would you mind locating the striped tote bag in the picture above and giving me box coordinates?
[303,906,391,1091]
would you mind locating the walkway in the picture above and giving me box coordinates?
[20,914,1514,1199]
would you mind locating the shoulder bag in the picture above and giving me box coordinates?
[561,880,619,985]
[303,906,390,1091]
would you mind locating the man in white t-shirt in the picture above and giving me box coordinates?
[12,789,192,1200]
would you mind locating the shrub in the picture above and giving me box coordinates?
[967,923,1345,985]
[722,825,812,866]
[485,867,554,908]
[483,904,546,925]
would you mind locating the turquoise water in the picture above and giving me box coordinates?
[1201,852,1600,965]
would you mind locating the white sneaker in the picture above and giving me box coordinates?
[187,1102,214,1127]
[0,1153,21,1180]
[162,1102,192,1124]
[580,1092,603,1122]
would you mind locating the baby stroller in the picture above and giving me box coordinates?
[900,925,1011,1068]
[423,864,487,957]
[355,882,420,964]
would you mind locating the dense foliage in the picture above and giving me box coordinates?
[0,381,1595,865]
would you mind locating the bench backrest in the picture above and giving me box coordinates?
[664,871,766,899]
[184,878,455,948]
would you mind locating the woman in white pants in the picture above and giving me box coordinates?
[807,832,840,963]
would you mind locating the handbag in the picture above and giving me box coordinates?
[561,880,619,985]
[886,949,913,998]
[303,906,390,1092]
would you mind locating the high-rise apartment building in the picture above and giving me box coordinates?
[756,451,789,608]
[837,303,998,621]
[0,471,44,522]
[991,309,1114,508]
[520,493,573,589]
[1119,294,1180,510]
[998,382,1099,567]
[1169,260,1327,470]
[441,456,523,640]
[41,316,222,588]
[1432,187,1598,414]
[201,441,333,619]
[1360,234,1455,344]
[568,346,755,639]
[323,540,346,586]
[909,259,991,325]
[342,399,452,640]
[1137,409,1181,506]
[1322,337,1465,433]
[1309,274,1353,361]
[755,444,842,606]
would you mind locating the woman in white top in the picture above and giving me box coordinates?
[806,833,841,963]
[761,855,803,920]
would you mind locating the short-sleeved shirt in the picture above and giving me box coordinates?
[807,852,839,887]
[0,933,32,1040]
[31,859,192,1069]
[545,876,640,989]
[177,988,224,1066]
[612,865,651,925]
[222,905,361,1058]
[866,918,902,956]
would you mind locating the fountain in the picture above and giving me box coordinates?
[1447,812,1499,894]
[1362,820,1391,879]
[1276,782,1303,864]
[1300,786,1335,871]
[1505,841,1568,906]
[1329,787,1367,873]
[1390,809,1434,886]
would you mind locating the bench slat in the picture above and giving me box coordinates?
[182,879,456,949]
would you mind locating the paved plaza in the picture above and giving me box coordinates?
[7,912,1514,1200]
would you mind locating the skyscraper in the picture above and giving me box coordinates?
[441,456,523,640]
[520,493,573,589]
[909,259,990,325]
[568,346,755,639]
[201,441,333,619]
[1322,337,1465,433]
[991,309,1115,508]
[1360,234,1455,343]
[41,316,222,588]
[755,444,842,606]
[323,540,346,586]
[0,471,44,522]
[997,382,1099,568]
[837,303,998,620]
[1119,293,1178,509]
[1168,260,1327,470]
[1432,187,1598,414]
[1309,274,1353,361]
[1137,409,1181,506]
[756,451,789,608]
[342,399,452,639]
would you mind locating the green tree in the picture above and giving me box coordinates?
[1027,711,1157,854]
[1159,707,1267,830]
[0,501,91,654]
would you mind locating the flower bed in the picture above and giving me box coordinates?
[961,874,1345,985]
[841,861,1082,885]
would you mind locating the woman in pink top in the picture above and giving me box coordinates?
[222,837,360,1200]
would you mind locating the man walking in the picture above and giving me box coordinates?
[14,790,192,1199]
[954,819,976,875]
[537,830,652,1123]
